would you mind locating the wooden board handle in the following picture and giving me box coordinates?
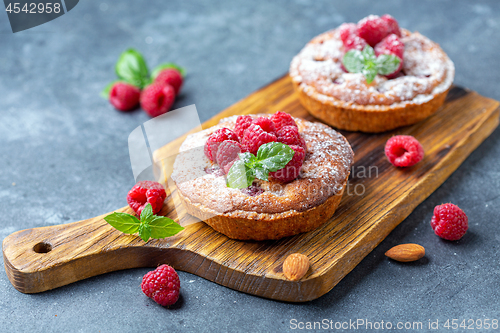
[2,207,186,294]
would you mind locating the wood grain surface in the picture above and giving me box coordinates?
[3,75,499,302]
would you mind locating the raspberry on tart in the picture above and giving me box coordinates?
[171,113,354,241]
[204,128,239,161]
[241,124,277,155]
[289,14,455,132]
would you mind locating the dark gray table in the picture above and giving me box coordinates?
[1,1,499,332]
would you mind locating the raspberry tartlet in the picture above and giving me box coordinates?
[289,14,455,132]
[171,112,354,240]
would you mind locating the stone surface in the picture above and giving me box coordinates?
[1,0,500,332]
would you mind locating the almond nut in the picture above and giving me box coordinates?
[283,253,310,281]
[385,243,425,262]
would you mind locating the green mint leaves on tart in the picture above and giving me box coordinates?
[227,142,295,189]
[104,203,184,242]
[342,45,400,84]
[101,49,186,98]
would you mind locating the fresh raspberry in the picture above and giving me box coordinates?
[276,126,306,150]
[269,145,305,182]
[343,34,368,52]
[253,116,276,134]
[204,128,239,161]
[109,82,141,111]
[271,111,298,131]
[241,124,277,155]
[375,34,404,59]
[431,203,468,241]
[216,140,242,174]
[381,14,401,37]
[141,264,180,307]
[375,33,404,78]
[339,23,358,44]
[357,15,389,47]
[154,68,183,95]
[127,181,166,216]
[140,83,176,117]
[385,135,424,167]
[234,115,253,138]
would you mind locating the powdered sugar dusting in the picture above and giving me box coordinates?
[171,115,354,215]
[289,28,454,106]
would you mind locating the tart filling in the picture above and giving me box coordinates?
[171,115,353,216]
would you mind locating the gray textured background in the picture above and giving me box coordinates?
[1,1,500,332]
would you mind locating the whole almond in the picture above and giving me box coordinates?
[385,243,425,262]
[283,253,310,281]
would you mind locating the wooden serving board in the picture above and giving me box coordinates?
[3,75,499,302]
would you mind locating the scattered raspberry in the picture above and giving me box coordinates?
[431,203,468,241]
[109,82,141,111]
[216,140,242,174]
[276,126,306,150]
[141,264,180,307]
[339,23,358,44]
[269,145,305,182]
[204,128,239,161]
[140,83,176,117]
[154,68,183,95]
[234,115,253,138]
[385,135,424,167]
[271,111,298,131]
[241,124,277,155]
[381,14,401,37]
[375,33,404,78]
[253,116,276,134]
[357,15,389,47]
[343,34,368,52]
[127,181,166,216]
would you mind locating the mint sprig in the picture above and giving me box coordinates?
[226,142,295,189]
[342,45,400,84]
[101,49,186,98]
[104,203,184,242]
[115,49,151,89]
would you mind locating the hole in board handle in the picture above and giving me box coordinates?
[33,242,52,253]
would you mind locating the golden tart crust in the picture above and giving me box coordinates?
[171,115,354,240]
[289,28,455,132]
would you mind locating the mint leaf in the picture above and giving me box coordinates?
[375,54,401,75]
[342,50,364,73]
[256,142,295,172]
[239,152,257,166]
[362,60,378,84]
[100,80,121,99]
[115,49,150,88]
[361,45,376,60]
[104,204,183,242]
[104,212,140,234]
[227,159,254,189]
[149,216,184,239]
[138,222,151,242]
[253,165,270,181]
[140,203,154,222]
[342,45,400,84]
[151,63,186,79]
